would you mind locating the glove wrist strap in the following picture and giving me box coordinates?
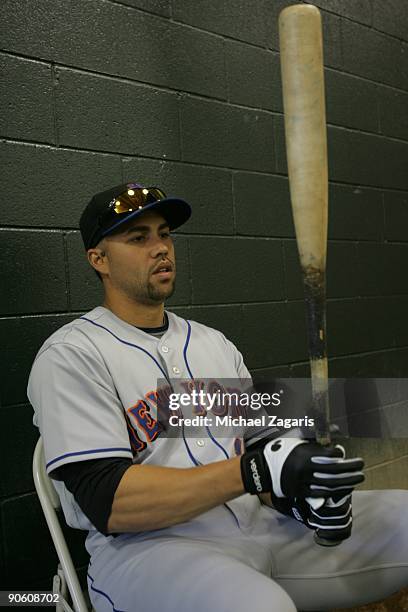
[240,451,271,494]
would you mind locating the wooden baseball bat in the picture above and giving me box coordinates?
[279,4,331,447]
[279,4,340,547]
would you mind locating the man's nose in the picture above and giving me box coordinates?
[151,238,169,258]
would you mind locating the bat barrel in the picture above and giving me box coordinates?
[279,4,328,275]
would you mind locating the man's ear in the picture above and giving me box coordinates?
[87,241,109,276]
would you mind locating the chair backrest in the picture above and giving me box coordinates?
[33,437,90,612]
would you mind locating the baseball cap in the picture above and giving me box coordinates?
[80,182,192,250]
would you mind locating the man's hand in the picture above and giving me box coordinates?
[271,492,353,543]
[240,436,365,499]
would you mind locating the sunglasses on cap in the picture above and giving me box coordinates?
[98,185,167,236]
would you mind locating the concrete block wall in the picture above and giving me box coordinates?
[1,0,407,589]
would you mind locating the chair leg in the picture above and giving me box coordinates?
[53,566,75,612]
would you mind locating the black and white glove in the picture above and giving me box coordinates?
[240,436,365,499]
[271,492,353,543]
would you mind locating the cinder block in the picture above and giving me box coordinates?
[319,10,343,69]
[358,243,408,296]
[82,15,226,98]
[328,127,408,189]
[180,96,275,172]
[357,244,389,297]
[389,296,408,348]
[304,0,372,26]
[340,438,408,468]
[328,381,408,439]
[325,69,379,133]
[372,0,408,42]
[341,20,406,90]
[0,141,122,227]
[378,87,408,141]
[329,350,395,378]
[190,237,284,304]
[241,301,307,369]
[226,42,282,112]
[327,297,394,356]
[283,240,303,300]
[327,242,360,298]
[0,537,4,589]
[250,365,293,385]
[0,314,76,407]
[172,0,269,47]
[362,456,408,489]
[156,23,226,98]
[384,191,408,242]
[0,494,57,587]
[234,172,294,237]
[0,494,88,588]
[378,401,408,438]
[384,348,408,377]
[380,139,408,190]
[0,54,54,143]
[332,347,408,378]
[328,127,384,187]
[117,0,170,17]
[329,184,383,241]
[290,362,312,377]
[64,232,104,312]
[55,69,180,158]
[274,117,287,175]
[286,301,309,363]
[0,405,38,499]
[1,1,224,98]
[122,158,166,186]
[0,230,67,316]
[241,302,287,369]
[122,159,235,235]
[0,0,53,59]
[386,245,408,297]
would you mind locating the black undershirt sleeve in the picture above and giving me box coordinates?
[51,457,132,536]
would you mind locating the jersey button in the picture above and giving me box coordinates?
[161,345,169,353]
[196,440,205,447]
[172,366,180,374]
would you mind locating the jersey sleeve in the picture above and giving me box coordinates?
[52,457,132,535]
[27,342,133,473]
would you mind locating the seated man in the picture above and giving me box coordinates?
[28,183,408,612]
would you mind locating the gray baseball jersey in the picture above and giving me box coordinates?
[27,305,259,553]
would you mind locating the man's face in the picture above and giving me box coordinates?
[96,210,176,305]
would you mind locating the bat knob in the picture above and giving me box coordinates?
[314,530,342,547]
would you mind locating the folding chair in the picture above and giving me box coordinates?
[33,437,91,612]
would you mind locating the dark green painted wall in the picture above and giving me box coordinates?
[1,0,408,590]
